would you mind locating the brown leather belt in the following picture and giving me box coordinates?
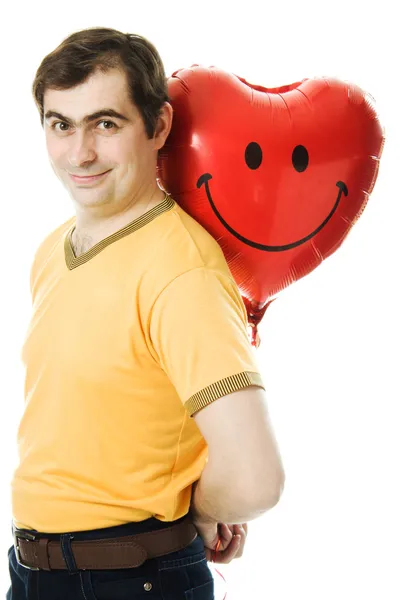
[12,516,198,571]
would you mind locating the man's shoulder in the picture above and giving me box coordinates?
[30,216,75,279]
[153,201,231,278]
[137,201,243,321]
[35,216,75,252]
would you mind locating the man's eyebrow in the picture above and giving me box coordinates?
[44,108,130,125]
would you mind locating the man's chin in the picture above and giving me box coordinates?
[68,189,106,207]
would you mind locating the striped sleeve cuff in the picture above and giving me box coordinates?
[185,371,265,418]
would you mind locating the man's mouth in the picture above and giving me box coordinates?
[70,170,111,182]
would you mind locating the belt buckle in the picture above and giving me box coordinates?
[13,529,40,571]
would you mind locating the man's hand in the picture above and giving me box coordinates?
[225,522,248,559]
[191,514,248,563]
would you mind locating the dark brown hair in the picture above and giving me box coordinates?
[32,27,170,139]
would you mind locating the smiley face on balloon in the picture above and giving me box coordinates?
[158,67,384,344]
[197,158,348,252]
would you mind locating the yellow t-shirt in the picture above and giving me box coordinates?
[11,194,265,533]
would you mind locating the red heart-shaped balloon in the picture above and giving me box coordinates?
[157,66,385,345]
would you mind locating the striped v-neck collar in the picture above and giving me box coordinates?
[64,193,175,270]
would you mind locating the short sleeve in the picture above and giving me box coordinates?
[149,267,265,417]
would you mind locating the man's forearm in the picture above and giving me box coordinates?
[189,459,280,525]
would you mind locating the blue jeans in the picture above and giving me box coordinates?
[6,515,215,599]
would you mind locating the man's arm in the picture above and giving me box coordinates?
[190,385,285,524]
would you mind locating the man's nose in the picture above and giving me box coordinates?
[68,130,97,166]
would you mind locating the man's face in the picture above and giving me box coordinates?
[43,68,168,214]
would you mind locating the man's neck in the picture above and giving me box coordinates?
[71,186,167,257]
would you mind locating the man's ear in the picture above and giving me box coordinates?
[154,102,173,150]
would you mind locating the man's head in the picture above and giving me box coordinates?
[33,27,172,215]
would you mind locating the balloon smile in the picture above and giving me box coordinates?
[197,173,348,252]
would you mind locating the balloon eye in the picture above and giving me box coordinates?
[292,145,309,172]
[245,142,262,170]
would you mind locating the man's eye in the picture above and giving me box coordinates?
[98,120,117,130]
[51,122,69,131]
[51,120,117,132]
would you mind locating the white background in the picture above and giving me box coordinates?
[1,1,398,598]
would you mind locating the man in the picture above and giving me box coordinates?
[7,27,285,599]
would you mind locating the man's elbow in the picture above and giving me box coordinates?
[251,471,286,510]
[267,474,286,507]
